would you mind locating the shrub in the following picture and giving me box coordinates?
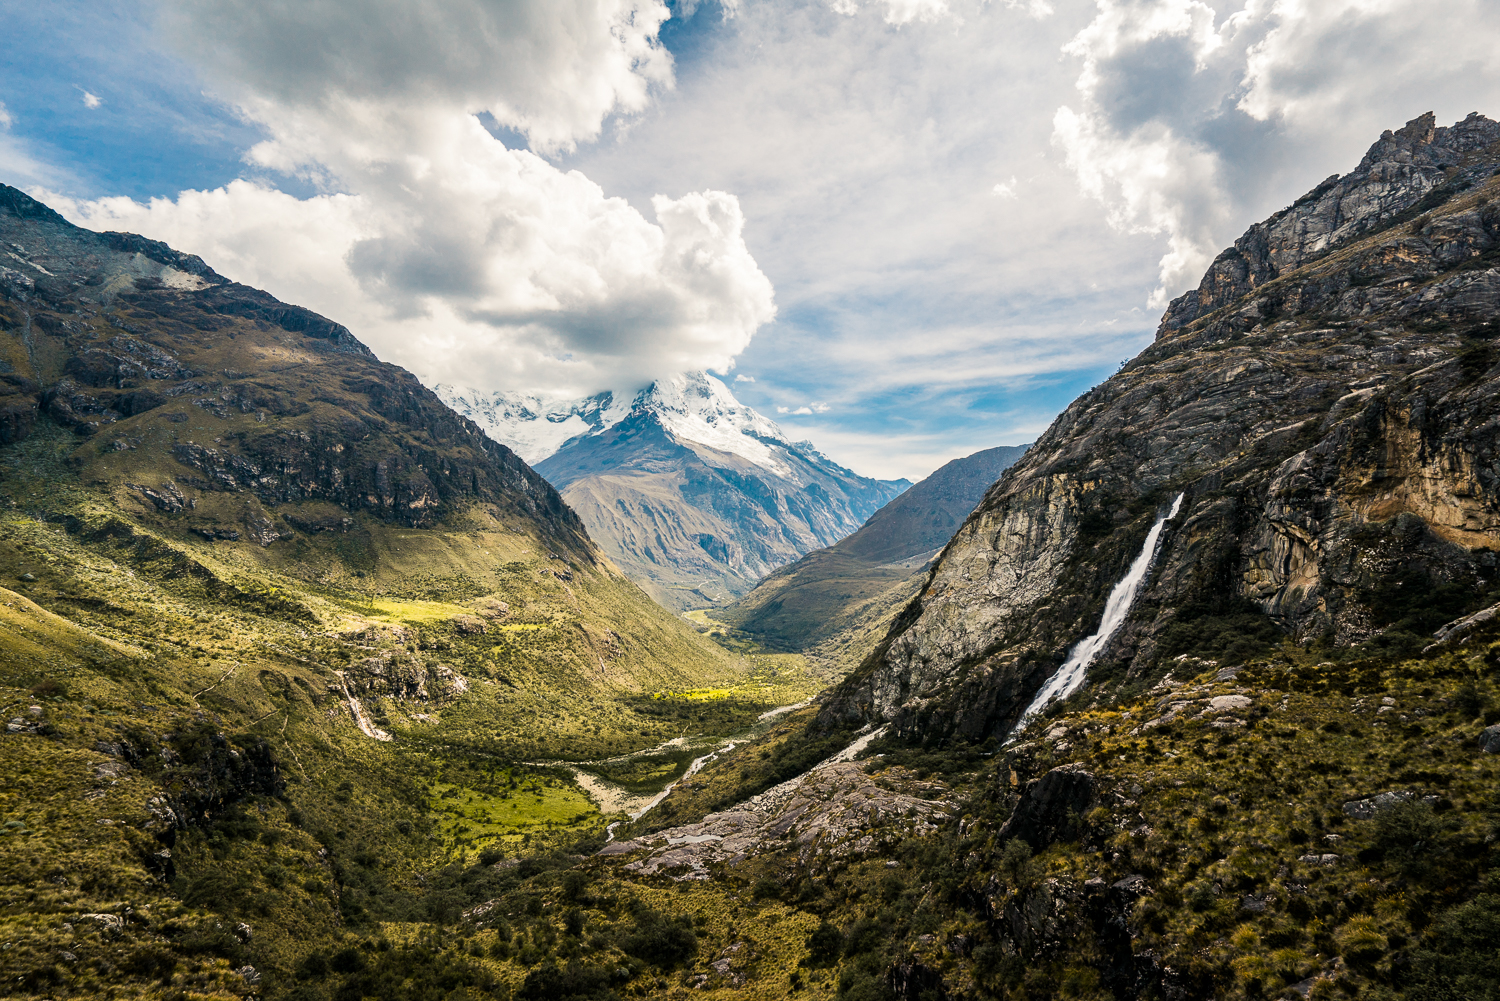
[997,838,1043,891]
[806,922,843,966]
[1335,916,1387,969]
[1402,894,1500,1001]
[837,967,896,1001]
[1372,800,1459,881]
[518,960,619,1001]
[843,918,883,959]
[619,910,697,968]
[1452,683,1487,720]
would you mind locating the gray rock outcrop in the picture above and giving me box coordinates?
[1479,724,1500,754]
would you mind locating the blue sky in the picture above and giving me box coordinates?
[0,2,262,197]
[6,0,1500,479]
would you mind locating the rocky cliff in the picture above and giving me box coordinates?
[0,185,584,545]
[826,112,1500,743]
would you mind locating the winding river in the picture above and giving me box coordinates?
[539,700,817,833]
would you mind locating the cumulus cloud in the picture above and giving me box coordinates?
[774,402,830,415]
[159,0,674,156]
[51,0,775,396]
[81,91,102,109]
[1052,0,1500,307]
[734,374,755,382]
[831,0,952,25]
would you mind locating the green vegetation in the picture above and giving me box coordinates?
[6,401,1500,1001]
[0,397,804,999]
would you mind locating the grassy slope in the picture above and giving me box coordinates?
[0,414,830,999]
[556,640,1500,1001]
[84,626,1489,1001]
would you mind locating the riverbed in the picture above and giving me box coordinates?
[537,700,816,824]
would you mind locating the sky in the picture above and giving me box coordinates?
[4,0,1500,481]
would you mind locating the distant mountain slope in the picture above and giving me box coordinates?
[440,373,910,610]
[717,444,1029,667]
[835,444,1031,563]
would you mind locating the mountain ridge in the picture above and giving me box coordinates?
[441,373,910,610]
[715,443,1030,669]
[818,110,1500,743]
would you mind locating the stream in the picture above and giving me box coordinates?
[537,699,817,836]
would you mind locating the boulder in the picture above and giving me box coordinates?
[1479,724,1500,754]
[997,763,1095,851]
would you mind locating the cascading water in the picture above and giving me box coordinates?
[1013,492,1185,730]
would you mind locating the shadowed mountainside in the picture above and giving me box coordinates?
[715,444,1029,671]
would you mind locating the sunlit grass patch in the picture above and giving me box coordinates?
[652,687,736,702]
[363,597,476,623]
[428,773,597,850]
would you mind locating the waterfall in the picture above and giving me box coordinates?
[1013,492,1184,729]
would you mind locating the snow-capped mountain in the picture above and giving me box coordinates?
[435,373,911,610]
[440,372,810,472]
[435,387,626,465]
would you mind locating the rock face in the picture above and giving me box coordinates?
[494,373,911,611]
[996,763,1095,852]
[0,184,586,545]
[718,444,1030,663]
[1159,112,1500,335]
[597,761,952,880]
[826,113,1500,743]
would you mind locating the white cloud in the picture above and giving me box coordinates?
[1051,0,1500,307]
[158,0,675,156]
[830,0,952,24]
[992,176,1018,198]
[1003,0,1053,17]
[81,91,102,109]
[773,402,831,416]
[51,0,777,397]
[0,102,10,129]
[734,373,754,382]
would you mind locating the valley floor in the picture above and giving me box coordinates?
[1,425,1498,1001]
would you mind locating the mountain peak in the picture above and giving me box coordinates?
[437,371,817,479]
[435,371,909,610]
[1158,111,1500,338]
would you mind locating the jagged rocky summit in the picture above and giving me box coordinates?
[825,112,1500,742]
[440,373,910,611]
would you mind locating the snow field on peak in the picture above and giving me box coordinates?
[436,372,804,477]
[642,372,795,478]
